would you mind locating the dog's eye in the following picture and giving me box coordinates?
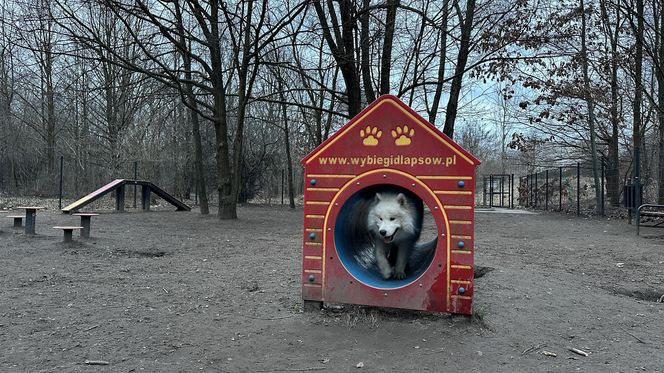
[389,217,395,221]
[379,217,383,221]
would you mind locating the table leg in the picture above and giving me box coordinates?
[63,229,73,243]
[25,209,36,235]
[81,216,91,238]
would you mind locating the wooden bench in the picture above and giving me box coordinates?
[72,213,99,238]
[636,204,664,235]
[53,226,83,242]
[7,215,23,228]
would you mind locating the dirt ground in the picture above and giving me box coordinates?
[1,204,663,372]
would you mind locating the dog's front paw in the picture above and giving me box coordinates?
[393,270,406,279]
[380,266,394,280]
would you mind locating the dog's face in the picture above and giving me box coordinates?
[371,192,408,244]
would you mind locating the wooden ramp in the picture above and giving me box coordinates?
[62,179,190,213]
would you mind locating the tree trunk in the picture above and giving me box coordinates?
[429,0,450,125]
[607,3,621,206]
[313,0,362,117]
[580,0,602,214]
[360,0,375,104]
[278,82,296,209]
[379,0,400,95]
[209,1,236,219]
[634,0,644,186]
[45,48,56,175]
[658,0,664,204]
[231,0,261,217]
[174,1,209,214]
[443,0,475,138]
[190,106,209,214]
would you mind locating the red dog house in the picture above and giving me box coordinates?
[300,95,480,315]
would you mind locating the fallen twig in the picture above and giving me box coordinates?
[84,360,109,365]
[619,326,649,344]
[83,325,100,332]
[657,294,664,303]
[522,344,545,355]
[541,351,557,357]
[230,313,295,321]
[567,347,589,357]
[255,368,326,372]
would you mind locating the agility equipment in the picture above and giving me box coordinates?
[300,95,480,315]
[72,213,99,238]
[53,226,83,242]
[62,179,190,213]
[16,206,46,234]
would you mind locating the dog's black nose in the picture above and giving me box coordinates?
[379,229,386,236]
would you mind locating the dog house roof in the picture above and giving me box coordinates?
[301,95,481,167]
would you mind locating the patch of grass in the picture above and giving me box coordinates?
[471,305,490,328]
[345,307,381,329]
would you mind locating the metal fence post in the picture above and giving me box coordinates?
[498,176,501,207]
[58,156,64,210]
[577,162,581,215]
[601,162,605,216]
[545,169,549,211]
[527,174,530,207]
[489,175,494,207]
[511,174,514,208]
[559,167,563,211]
[483,177,487,207]
[535,172,538,208]
[133,161,138,208]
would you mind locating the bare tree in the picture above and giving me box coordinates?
[599,0,623,207]
[172,0,208,214]
[55,0,306,218]
[443,0,476,138]
[14,0,60,174]
[580,0,602,213]
[312,0,363,116]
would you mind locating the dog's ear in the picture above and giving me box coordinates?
[397,193,406,206]
[375,192,382,201]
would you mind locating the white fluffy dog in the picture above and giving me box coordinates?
[339,186,436,280]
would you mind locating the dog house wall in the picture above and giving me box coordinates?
[301,95,480,315]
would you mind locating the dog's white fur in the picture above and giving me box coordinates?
[367,191,421,279]
[341,186,436,280]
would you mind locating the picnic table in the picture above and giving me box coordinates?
[16,206,46,234]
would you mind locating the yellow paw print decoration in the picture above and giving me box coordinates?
[360,126,382,146]
[392,125,414,146]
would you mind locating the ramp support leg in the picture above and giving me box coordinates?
[142,185,151,211]
[116,185,125,212]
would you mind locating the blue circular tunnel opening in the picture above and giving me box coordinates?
[333,184,436,289]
